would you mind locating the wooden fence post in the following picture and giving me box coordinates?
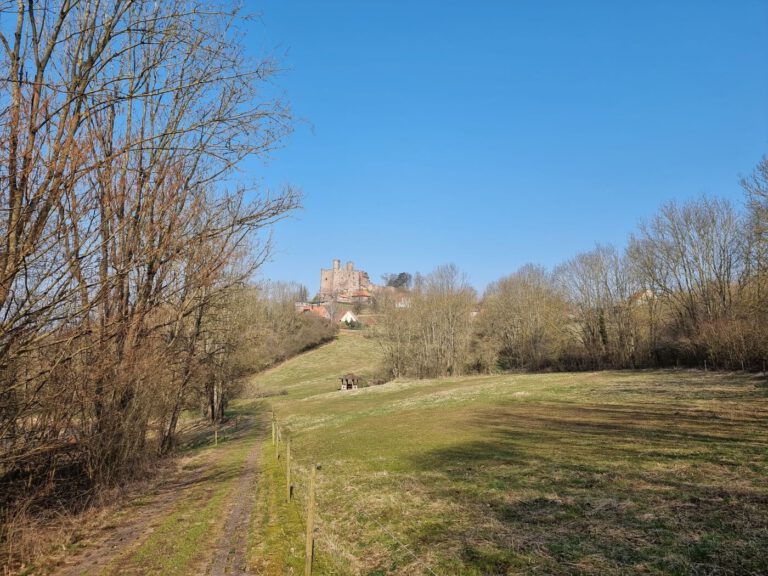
[305,464,319,576]
[286,438,292,501]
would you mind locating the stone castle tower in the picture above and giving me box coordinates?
[319,259,372,301]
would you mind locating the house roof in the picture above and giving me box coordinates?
[299,304,331,320]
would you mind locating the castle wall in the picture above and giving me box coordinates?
[320,268,335,298]
[334,268,362,292]
[319,259,373,300]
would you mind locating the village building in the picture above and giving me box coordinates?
[295,303,362,327]
[338,310,359,325]
[295,303,331,320]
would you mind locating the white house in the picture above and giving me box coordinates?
[339,310,359,325]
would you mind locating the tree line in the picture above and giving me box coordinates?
[0,0,310,557]
[376,158,768,378]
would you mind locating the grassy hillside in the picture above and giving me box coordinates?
[250,332,768,575]
[249,331,383,401]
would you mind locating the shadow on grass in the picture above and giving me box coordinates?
[406,401,768,575]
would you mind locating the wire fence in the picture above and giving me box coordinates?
[270,412,439,576]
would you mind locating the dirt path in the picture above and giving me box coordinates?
[208,436,261,576]
[50,414,263,576]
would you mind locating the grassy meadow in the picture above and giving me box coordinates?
[250,332,768,575]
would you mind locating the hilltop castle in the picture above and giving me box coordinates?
[319,259,375,302]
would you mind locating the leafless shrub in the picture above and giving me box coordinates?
[376,264,476,379]
[478,264,568,371]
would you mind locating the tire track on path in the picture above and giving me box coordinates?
[208,417,263,576]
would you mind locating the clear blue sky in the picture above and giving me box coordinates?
[242,0,768,294]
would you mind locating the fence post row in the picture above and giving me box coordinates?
[305,463,319,576]
[286,437,292,502]
[272,412,277,446]
[271,415,438,576]
[273,415,319,575]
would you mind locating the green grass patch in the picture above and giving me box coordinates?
[109,483,229,576]
[252,334,768,575]
[249,441,346,575]
[249,441,309,575]
[249,332,384,401]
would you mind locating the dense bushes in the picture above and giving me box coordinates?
[235,283,339,374]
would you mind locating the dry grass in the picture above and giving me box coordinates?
[1,458,172,575]
[255,333,768,575]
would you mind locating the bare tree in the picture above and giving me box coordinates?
[0,2,299,559]
[479,264,568,370]
[556,245,642,368]
[628,197,745,335]
[376,265,475,378]
[743,157,768,303]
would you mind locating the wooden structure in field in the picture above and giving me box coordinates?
[339,373,360,390]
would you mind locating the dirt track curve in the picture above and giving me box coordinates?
[52,415,262,576]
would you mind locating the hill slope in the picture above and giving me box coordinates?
[252,333,768,575]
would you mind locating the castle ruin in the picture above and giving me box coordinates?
[319,259,374,301]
